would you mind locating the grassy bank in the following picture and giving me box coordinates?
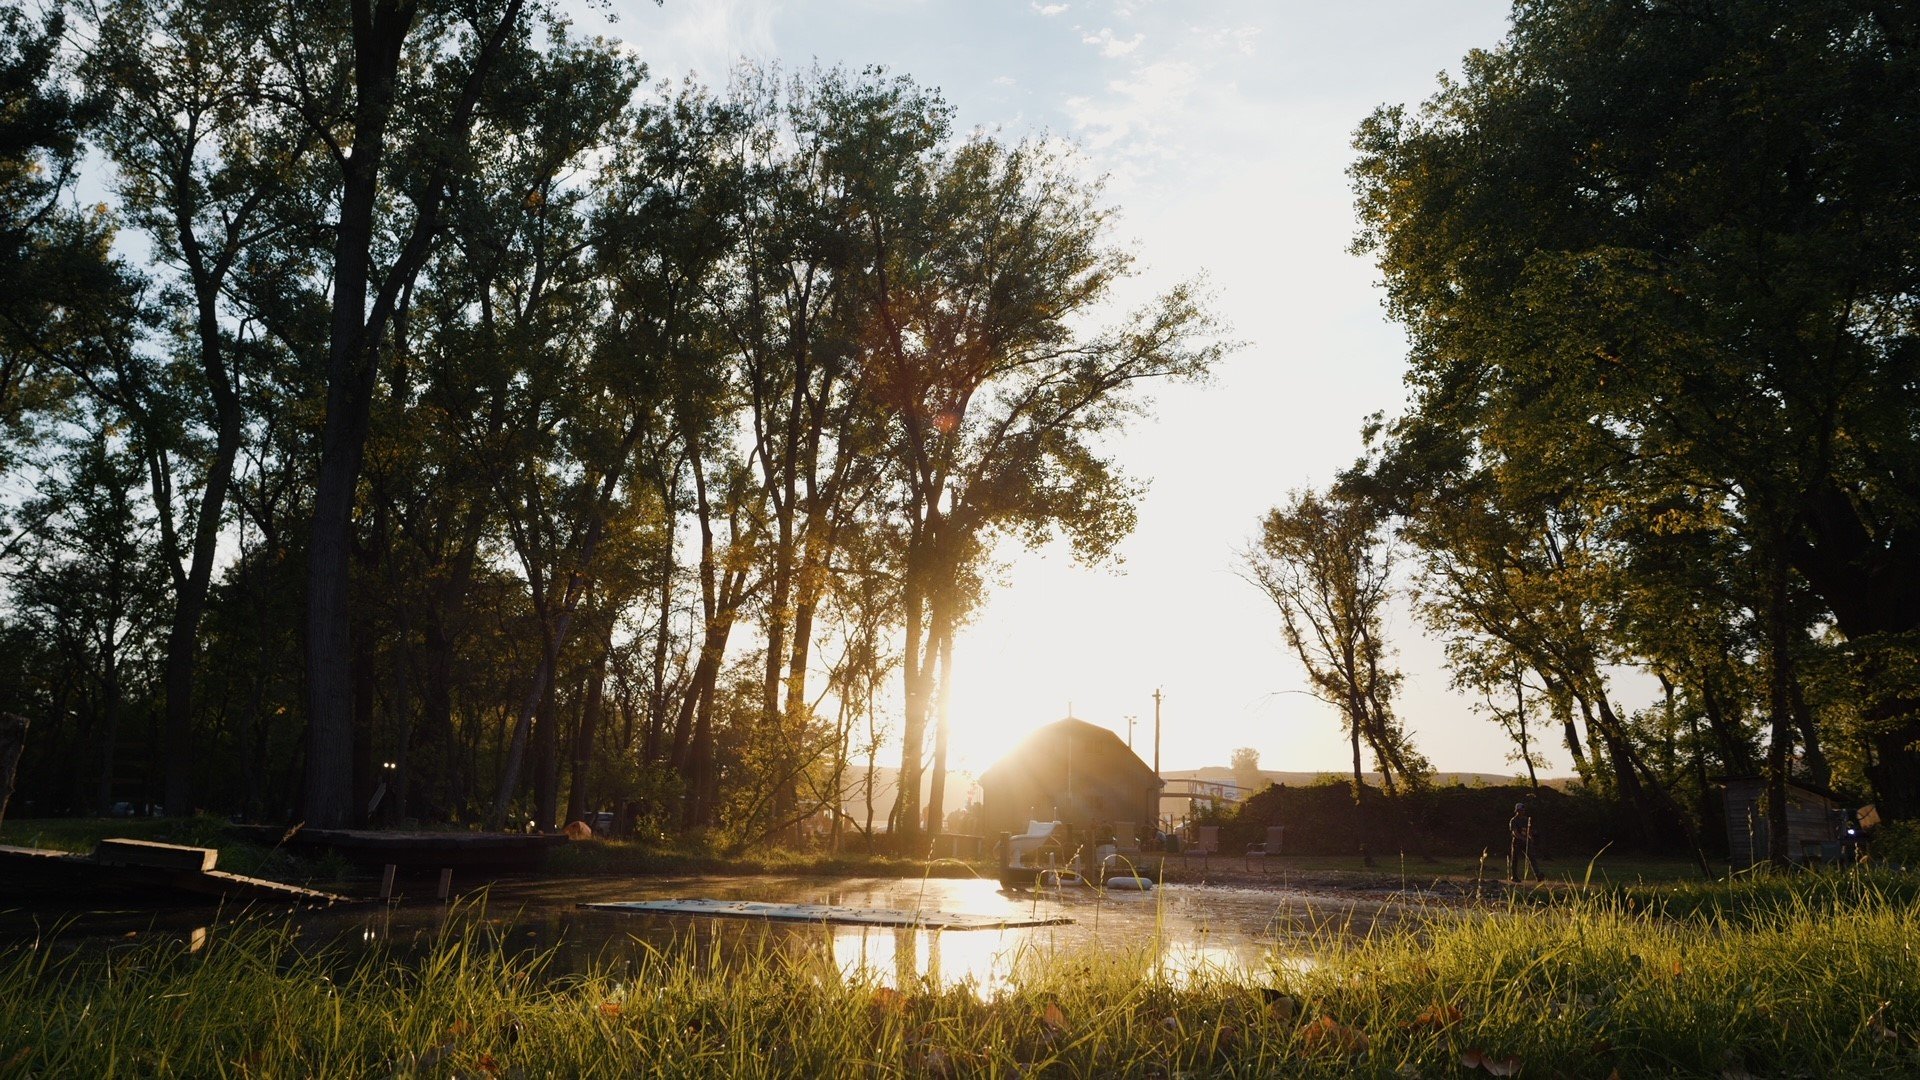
[4,878,1916,1077]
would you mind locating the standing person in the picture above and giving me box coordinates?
[1508,802,1542,882]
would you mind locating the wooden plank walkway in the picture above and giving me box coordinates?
[583,899,1071,930]
[0,843,352,906]
[227,825,567,872]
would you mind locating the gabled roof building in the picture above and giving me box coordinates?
[978,717,1161,841]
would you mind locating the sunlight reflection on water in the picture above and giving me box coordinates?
[2,873,1387,994]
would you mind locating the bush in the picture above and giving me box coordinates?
[1223,782,1679,858]
[1872,820,1920,868]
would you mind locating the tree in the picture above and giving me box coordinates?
[282,0,550,828]
[1229,746,1263,797]
[866,135,1226,845]
[83,0,326,815]
[1242,486,1427,864]
[1351,0,1920,842]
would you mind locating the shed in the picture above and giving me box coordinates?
[1720,776,1848,868]
[978,718,1161,844]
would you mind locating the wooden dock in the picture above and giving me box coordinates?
[228,825,569,873]
[0,840,351,906]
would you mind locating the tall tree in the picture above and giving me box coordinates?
[282,0,545,827]
[1242,485,1427,864]
[84,0,324,814]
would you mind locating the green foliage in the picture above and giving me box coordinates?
[1351,0,1920,828]
[1242,487,1429,796]
[1227,781,1664,860]
[1872,821,1920,868]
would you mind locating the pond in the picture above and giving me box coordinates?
[0,873,1437,993]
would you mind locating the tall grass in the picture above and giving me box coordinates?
[3,881,1916,1077]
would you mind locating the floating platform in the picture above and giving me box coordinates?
[228,826,567,873]
[0,841,351,907]
[582,899,1071,930]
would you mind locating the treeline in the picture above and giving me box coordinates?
[0,1,1221,844]
[1251,0,1920,863]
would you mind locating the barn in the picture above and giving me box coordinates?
[977,717,1161,846]
[1720,776,1850,868]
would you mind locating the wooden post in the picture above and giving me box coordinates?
[437,867,452,901]
[380,864,397,900]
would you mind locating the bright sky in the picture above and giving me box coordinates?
[580,0,1617,778]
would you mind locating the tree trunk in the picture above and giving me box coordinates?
[567,638,608,825]
[1764,563,1796,867]
[0,713,27,826]
[924,621,955,839]
[303,0,527,830]
[1348,697,1372,866]
[894,537,935,848]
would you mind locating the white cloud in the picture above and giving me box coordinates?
[1081,27,1146,57]
[1197,23,1261,57]
[1063,59,1198,151]
[1032,2,1069,15]
[993,74,1019,87]
[638,0,780,84]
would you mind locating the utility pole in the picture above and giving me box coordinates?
[1152,688,1163,780]
[1153,688,1164,836]
[1126,715,1137,750]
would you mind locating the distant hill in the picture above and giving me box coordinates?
[1163,766,1579,792]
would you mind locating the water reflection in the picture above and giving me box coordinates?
[0,873,1408,994]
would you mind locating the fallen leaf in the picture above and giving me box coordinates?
[598,1002,622,1018]
[1266,995,1299,1024]
[477,1051,501,1076]
[1409,1003,1464,1031]
[871,987,908,1014]
[1042,1002,1068,1031]
[2,1048,33,1071]
[1300,1016,1368,1057]
[1462,1048,1485,1069]
[449,1020,472,1038]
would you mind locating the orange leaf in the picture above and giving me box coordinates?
[598,1002,622,1018]
[476,1051,500,1076]
[1042,1002,1068,1031]
[1411,1003,1464,1031]
[1300,1016,1368,1057]
[448,1020,472,1038]
[871,987,908,1013]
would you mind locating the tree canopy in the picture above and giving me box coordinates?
[1348,0,1920,848]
